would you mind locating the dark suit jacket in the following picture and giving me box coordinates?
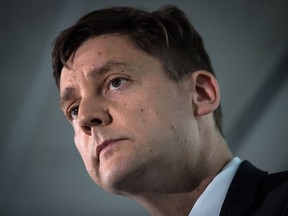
[220,161,288,216]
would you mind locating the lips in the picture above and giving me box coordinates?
[96,138,126,161]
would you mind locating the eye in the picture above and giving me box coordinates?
[68,106,79,120]
[108,78,127,91]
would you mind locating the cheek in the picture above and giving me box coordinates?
[73,130,100,181]
[141,93,193,141]
[73,125,93,163]
[73,124,83,151]
[124,101,170,140]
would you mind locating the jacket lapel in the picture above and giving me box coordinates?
[220,161,267,216]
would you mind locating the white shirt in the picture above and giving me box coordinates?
[188,157,242,216]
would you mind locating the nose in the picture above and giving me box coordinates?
[77,98,112,136]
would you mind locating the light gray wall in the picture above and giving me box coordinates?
[1,0,287,215]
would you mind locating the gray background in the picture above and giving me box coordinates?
[1,0,288,215]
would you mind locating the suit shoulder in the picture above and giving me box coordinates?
[262,171,288,196]
[249,170,288,215]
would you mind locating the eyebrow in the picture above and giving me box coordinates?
[59,60,130,111]
[88,60,129,79]
[60,87,77,112]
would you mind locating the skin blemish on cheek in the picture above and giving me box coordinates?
[140,108,144,112]
[68,76,77,83]
[98,52,102,55]
[170,125,175,131]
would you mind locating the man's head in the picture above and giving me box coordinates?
[52,5,229,196]
[52,5,223,135]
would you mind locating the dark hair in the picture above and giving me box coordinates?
[52,5,224,136]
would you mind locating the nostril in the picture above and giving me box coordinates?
[83,125,91,132]
[91,118,102,126]
[81,119,103,135]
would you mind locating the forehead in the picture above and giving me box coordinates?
[65,35,144,71]
[59,34,164,90]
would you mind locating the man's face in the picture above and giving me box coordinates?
[59,35,200,194]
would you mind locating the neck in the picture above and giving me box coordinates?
[130,175,214,216]
[127,150,232,216]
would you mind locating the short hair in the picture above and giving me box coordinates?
[52,5,224,136]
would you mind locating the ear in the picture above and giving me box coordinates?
[191,70,221,116]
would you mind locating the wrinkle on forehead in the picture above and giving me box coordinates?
[64,34,159,75]
[59,34,166,94]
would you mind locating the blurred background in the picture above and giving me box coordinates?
[1,0,288,215]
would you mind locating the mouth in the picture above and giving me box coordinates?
[96,138,126,162]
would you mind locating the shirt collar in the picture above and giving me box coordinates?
[189,157,242,216]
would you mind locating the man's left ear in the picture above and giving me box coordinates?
[191,70,221,116]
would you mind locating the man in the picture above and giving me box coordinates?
[52,5,288,216]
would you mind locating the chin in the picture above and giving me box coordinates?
[97,160,148,195]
